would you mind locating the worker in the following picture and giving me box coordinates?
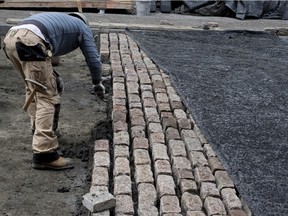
[3,12,105,170]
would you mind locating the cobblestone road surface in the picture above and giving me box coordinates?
[88,33,250,216]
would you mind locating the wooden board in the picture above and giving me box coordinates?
[0,0,135,10]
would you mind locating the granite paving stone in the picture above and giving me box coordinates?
[114,175,132,196]
[179,179,197,194]
[181,192,203,211]
[208,156,225,174]
[215,170,235,190]
[200,182,220,200]
[115,195,134,215]
[189,151,209,168]
[138,183,157,207]
[165,127,181,142]
[204,196,226,216]
[133,149,151,165]
[94,139,109,153]
[152,143,170,161]
[132,137,149,150]
[160,195,181,215]
[114,145,130,159]
[194,166,215,184]
[154,159,172,177]
[221,188,243,210]
[135,164,154,185]
[168,139,187,157]
[156,174,176,197]
[114,157,130,176]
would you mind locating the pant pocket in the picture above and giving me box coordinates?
[16,42,46,61]
[28,63,47,92]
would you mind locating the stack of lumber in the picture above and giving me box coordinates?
[0,0,134,10]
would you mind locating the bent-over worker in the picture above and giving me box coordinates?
[3,12,105,170]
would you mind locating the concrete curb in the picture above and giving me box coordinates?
[4,18,204,32]
[89,32,252,215]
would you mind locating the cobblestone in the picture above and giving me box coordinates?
[189,151,209,168]
[181,192,203,211]
[156,174,176,197]
[194,166,215,184]
[115,195,134,215]
[138,183,157,207]
[113,131,130,146]
[114,145,129,159]
[221,188,243,210]
[179,179,197,194]
[94,139,109,153]
[133,149,151,165]
[91,167,109,186]
[135,164,154,185]
[215,170,235,190]
[174,169,194,184]
[204,196,226,216]
[208,156,225,174]
[133,137,149,150]
[165,127,181,142]
[160,195,181,215]
[200,182,220,200]
[155,159,172,177]
[94,152,110,168]
[152,143,170,161]
[114,157,130,176]
[114,175,132,196]
[168,140,187,157]
[161,111,177,130]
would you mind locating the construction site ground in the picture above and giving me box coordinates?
[0,9,287,216]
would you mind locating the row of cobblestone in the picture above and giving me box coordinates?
[88,33,249,216]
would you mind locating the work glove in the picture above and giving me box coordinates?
[93,82,105,99]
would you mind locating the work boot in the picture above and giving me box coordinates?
[32,156,74,170]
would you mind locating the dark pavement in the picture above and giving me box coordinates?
[127,29,288,216]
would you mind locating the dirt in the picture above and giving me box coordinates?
[0,36,112,216]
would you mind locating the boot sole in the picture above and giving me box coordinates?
[32,163,74,170]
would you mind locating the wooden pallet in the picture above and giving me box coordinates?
[0,0,135,10]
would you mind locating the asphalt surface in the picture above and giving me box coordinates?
[127,29,288,216]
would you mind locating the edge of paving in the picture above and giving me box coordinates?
[2,18,288,34]
[88,31,254,216]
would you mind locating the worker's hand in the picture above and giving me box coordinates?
[93,83,105,99]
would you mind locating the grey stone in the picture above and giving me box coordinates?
[82,192,116,213]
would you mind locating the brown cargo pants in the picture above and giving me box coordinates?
[3,29,60,153]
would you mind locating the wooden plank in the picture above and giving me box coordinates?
[107,0,134,9]
[0,0,134,10]
[0,1,107,8]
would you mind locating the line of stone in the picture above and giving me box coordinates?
[89,32,250,216]
[125,34,249,216]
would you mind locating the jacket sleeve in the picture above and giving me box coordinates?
[79,28,102,84]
